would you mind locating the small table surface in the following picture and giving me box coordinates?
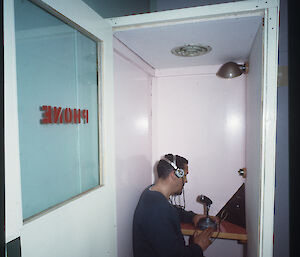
[181,220,247,241]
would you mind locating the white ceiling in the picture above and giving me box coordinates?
[114,15,262,69]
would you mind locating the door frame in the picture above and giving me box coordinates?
[106,1,279,256]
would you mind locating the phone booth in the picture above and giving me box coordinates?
[4,0,279,257]
[111,2,279,257]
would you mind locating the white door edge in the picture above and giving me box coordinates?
[259,6,279,257]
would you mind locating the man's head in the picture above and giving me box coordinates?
[157,154,189,195]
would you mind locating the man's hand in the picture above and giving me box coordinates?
[193,227,214,251]
[192,214,220,228]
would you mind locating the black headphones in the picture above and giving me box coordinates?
[162,155,185,178]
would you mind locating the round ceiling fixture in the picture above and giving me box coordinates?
[171,44,212,57]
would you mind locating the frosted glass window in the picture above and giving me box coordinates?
[14,0,101,219]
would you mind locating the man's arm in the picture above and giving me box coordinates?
[174,205,198,223]
[174,206,217,227]
[143,204,204,257]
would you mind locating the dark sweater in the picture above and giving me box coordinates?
[133,186,204,257]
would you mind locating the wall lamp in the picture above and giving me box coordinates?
[216,61,249,79]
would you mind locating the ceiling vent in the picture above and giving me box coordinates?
[171,44,212,57]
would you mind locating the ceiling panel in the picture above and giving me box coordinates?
[114,15,262,69]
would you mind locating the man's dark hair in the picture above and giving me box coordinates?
[157,153,188,179]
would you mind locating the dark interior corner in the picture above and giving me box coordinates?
[288,1,300,256]
[7,238,21,257]
[1,1,6,256]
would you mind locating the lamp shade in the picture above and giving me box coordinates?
[216,62,243,78]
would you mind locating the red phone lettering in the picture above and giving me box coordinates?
[64,108,72,123]
[82,110,88,124]
[73,109,81,124]
[53,107,62,124]
[41,105,52,124]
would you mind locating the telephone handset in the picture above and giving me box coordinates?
[196,194,217,230]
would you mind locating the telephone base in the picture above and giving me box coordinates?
[197,217,217,231]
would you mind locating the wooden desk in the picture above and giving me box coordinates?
[181,220,247,242]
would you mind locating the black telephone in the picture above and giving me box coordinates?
[196,195,217,230]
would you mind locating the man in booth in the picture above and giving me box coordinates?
[132,153,214,257]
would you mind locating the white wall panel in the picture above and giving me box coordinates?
[21,189,116,257]
[114,41,153,257]
[245,25,263,257]
[152,65,246,257]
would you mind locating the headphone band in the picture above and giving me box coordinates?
[162,157,177,169]
[162,155,185,178]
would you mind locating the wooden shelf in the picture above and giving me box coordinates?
[181,220,247,241]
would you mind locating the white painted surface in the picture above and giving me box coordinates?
[154,64,243,77]
[204,238,244,257]
[4,0,24,242]
[259,7,279,257]
[114,15,262,69]
[21,189,116,257]
[245,24,263,257]
[152,65,245,256]
[113,40,153,257]
[5,0,118,256]
[113,38,155,76]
